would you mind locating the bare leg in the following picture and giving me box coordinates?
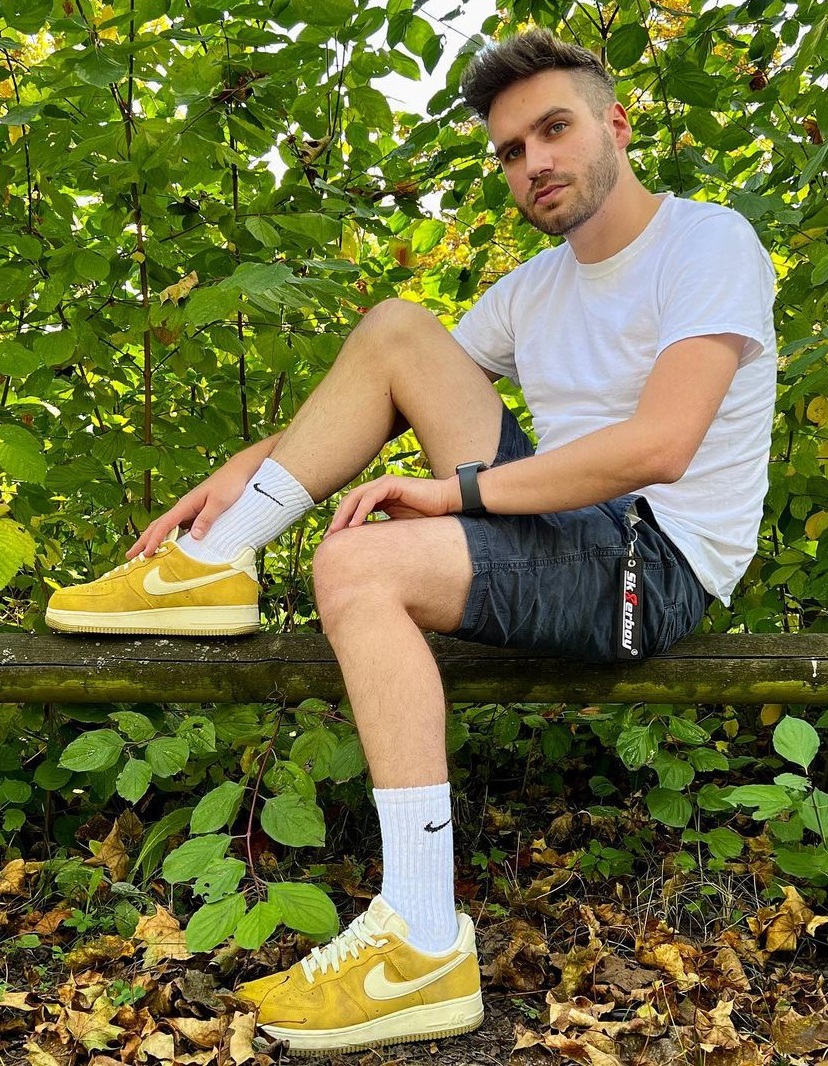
[313,516,474,787]
[271,299,505,497]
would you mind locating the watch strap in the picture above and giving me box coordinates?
[456,461,488,515]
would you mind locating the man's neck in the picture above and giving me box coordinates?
[567,177,663,265]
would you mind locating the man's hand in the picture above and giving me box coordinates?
[127,463,248,559]
[326,473,461,537]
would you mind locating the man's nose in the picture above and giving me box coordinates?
[524,140,555,182]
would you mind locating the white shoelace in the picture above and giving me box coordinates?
[300,914,389,983]
[100,546,167,580]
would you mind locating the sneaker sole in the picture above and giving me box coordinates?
[259,990,484,1055]
[44,606,260,637]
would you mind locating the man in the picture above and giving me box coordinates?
[46,30,777,1056]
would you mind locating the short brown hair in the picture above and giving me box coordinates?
[461,30,616,120]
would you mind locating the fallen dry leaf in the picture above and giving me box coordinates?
[636,936,700,992]
[0,991,37,1010]
[85,822,130,883]
[169,1015,229,1049]
[24,1043,63,1066]
[0,858,27,894]
[63,935,134,971]
[62,997,124,1052]
[227,1011,256,1065]
[134,906,192,967]
[771,1007,828,1055]
[695,999,740,1052]
[138,1029,176,1059]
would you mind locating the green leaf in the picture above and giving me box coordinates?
[162,834,231,884]
[705,827,744,859]
[774,845,828,879]
[0,778,31,803]
[145,737,190,778]
[0,425,46,483]
[109,711,156,743]
[59,729,124,773]
[0,340,39,378]
[274,214,342,250]
[652,751,695,791]
[773,716,820,771]
[687,748,729,772]
[73,46,130,88]
[0,517,36,588]
[290,726,338,782]
[667,716,711,745]
[185,893,246,953]
[191,781,245,835]
[696,783,735,812]
[616,724,658,769]
[245,216,281,248]
[267,882,339,938]
[135,807,194,882]
[177,716,216,755]
[411,219,445,254]
[192,857,246,903]
[726,785,793,820]
[800,788,828,839]
[329,733,366,782]
[665,62,721,107]
[646,787,692,828]
[4,808,25,832]
[261,793,326,848]
[233,900,283,950]
[606,23,649,69]
[349,85,394,130]
[33,761,72,791]
[115,759,153,803]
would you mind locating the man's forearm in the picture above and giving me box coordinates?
[471,417,679,515]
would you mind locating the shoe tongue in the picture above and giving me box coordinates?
[162,525,180,545]
[363,896,409,939]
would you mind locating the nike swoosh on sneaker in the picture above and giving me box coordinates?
[253,483,284,505]
[142,567,240,596]
[362,954,467,1001]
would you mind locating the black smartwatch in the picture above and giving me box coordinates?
[456,461,488,516]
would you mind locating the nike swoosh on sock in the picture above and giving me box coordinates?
[423,819,451,833]
[253,483,284,505]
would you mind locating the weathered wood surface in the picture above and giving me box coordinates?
[1,632,828,705]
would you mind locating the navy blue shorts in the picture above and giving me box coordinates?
[451,405,711,662]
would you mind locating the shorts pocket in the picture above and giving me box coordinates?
[648,602,677,657]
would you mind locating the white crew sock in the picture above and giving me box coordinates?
[373,782,459,953]
[178,458,314,563]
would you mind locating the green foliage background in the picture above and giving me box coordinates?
[1,0,828,949]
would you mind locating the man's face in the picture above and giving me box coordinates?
[487,70,624,238]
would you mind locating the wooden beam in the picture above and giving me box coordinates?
[1,632,827,705]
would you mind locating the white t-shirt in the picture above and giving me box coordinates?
[453,193,777,605]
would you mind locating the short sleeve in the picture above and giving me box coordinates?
[452,275,519,384]
[656,211,776,369]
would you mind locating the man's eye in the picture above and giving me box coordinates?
[547,122,567,135]
[504,146,522,161]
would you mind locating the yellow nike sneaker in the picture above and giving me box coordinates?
[45,530,260,636]
[236,895,483,1056]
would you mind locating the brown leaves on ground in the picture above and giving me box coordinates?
[495,883,828,1066]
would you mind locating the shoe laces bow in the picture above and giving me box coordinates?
[301,913,388,982]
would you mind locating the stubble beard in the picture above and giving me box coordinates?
[518,131,620,237]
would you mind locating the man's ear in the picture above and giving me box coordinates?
[609,101,632,150]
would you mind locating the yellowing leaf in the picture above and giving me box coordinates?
[9,126,24,145]
[64,998,123,1051]
[805,511,828,540]
[228,1011,256,1065]
[134,905,192,967]
[807,396,828,425]
[760,703,784,725]
[24,1043,61,1066]
[158,271,199,305]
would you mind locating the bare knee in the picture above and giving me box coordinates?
[313,531,396,631]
